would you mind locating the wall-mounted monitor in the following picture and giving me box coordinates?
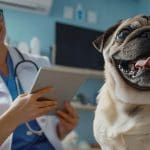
[53,22,104,71]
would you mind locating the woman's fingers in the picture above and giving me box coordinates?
[37,106,55,116]
[64,101,77,118]
[31,87,53,100]
[59,118,71,127]
[19,93,28,97]
[56,110,75,124]
[56,101,79,126]
[37,100,57,108]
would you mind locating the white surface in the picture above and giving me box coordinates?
[0,0,53,15]
[71,102,96,111]
[50,65,104,80]
[63,6,74,19]
[30,36,41,55]
[87,11,97,24]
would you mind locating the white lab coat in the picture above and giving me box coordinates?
[0,47,63,150]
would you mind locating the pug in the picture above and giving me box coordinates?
[93,15,150,150]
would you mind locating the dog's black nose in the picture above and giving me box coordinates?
[140,31,150,38]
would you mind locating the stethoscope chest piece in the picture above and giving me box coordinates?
[26,131,33,136]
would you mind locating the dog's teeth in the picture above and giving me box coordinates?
[119,65,121,69]
[129,71,134,75]
[139,67,142,71]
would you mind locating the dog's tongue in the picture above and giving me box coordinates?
[135,57,150,68]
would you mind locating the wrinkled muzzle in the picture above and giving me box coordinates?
[112,29,150,90]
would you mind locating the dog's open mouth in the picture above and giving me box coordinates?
[114,52,150,90]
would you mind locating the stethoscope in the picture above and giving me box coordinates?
[14,48,44,136]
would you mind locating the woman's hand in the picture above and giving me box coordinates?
[8,87,57,125]
[0,87,57,144]
[56,101,79,139]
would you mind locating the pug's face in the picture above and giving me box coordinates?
[94,15,150,91]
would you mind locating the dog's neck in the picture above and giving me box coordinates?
[104,64,150,136]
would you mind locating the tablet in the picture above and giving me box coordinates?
[29,66,90,114]
[29,66,103,114]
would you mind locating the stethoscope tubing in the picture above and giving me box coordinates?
[14,48,43,136]
[14,48,39,76]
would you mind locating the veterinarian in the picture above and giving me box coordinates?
[0,10,79,150]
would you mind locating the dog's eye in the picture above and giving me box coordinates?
[116,26,134,42]
[116,29,131,42]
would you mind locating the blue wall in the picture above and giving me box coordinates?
[138,0,150,15]
[3,0,141,55]
[50,0,139,30]
[2,0,150,145]
[4,0,149,55]
[4,10,53,55]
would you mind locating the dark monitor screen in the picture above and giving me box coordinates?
[55,22,104,70]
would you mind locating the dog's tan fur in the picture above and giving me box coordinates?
[93,16,150,150]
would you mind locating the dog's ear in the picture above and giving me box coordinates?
[93,21,122,53]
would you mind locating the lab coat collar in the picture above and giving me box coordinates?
[8,47,37,93]
[0,76,12,114]
[0,47,33,102]
[8,47,21,69]
[0,47,15,104]
[0,76,12,100]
